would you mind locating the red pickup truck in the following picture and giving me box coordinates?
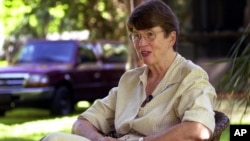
[0,40,127,116]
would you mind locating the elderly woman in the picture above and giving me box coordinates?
[42,0,216,141]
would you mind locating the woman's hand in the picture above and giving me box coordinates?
[97,137,119,141]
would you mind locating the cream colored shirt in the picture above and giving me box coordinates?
[79,53,216,138]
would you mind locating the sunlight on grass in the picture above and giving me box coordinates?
[0,107,88,141]
[0,60,7,67]
[77,101,91,108]
[0,102,91,140]
[0,115,76,140]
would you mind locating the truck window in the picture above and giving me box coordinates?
[16,41,75,63]
[102,42,127,63]
[79,42,96,63]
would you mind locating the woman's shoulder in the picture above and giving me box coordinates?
[119,66,146,81]
[126,65,146,74]
[175,54,208,76]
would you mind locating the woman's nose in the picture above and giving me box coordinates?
[138,36,148,46]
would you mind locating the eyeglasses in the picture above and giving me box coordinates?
[129,30,164,43]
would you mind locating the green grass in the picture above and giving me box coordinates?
[220,127,229,141]
[0,101,91,141]
[0,60,7,67]
[0,108,80,141]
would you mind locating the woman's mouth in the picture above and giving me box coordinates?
[141,51,151,57]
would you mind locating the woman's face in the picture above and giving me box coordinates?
[131,26,176,66]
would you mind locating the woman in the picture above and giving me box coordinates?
[42,0,216,141]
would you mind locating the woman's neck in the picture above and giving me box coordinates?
[148,52,177,80]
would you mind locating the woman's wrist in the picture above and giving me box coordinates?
[88,132,103,141]
[97,137,104,141]
[138,137,144,141]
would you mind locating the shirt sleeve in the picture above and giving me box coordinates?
[78,87,118,134]
[175,68,217,132]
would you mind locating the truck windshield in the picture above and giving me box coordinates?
[16,41,76,63]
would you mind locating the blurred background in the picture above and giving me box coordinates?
[0,0,250,141]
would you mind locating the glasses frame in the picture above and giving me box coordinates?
[129,30,164,43]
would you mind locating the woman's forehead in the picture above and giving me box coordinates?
[133,26,162,32]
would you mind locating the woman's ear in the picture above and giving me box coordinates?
[169,31,176,46]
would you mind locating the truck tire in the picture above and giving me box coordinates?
[0,110,6,116]
[50,86,74,116]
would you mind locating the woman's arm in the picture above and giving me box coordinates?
[72,118,104,140]
[72,118,118,141]
[72,118,119,141]
[144,121,211,141]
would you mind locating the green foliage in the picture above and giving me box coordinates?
[1,0,128,40]
[163,0,193,33]
[218,24,250,95]
[217,23,250,121]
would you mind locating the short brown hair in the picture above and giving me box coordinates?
[127,0,179,51]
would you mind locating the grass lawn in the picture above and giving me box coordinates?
[0,95,249,141]
[0,60,7,67]
[0,102,91,141]
[0,108,80,141]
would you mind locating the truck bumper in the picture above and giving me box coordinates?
[0,87,54,109]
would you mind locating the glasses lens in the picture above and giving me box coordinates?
[130,31,160,43]
[145,31,155,41]
[131,33,140,42]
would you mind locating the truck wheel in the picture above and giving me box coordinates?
[0,110,6,116]
[50,86,74,116]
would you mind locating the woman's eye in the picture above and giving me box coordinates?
[146,32,154,38]
[134,34,141,39]
[147,32,154,37]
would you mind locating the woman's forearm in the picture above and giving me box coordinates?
[144,121,212,141]
[72,118,104,141]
